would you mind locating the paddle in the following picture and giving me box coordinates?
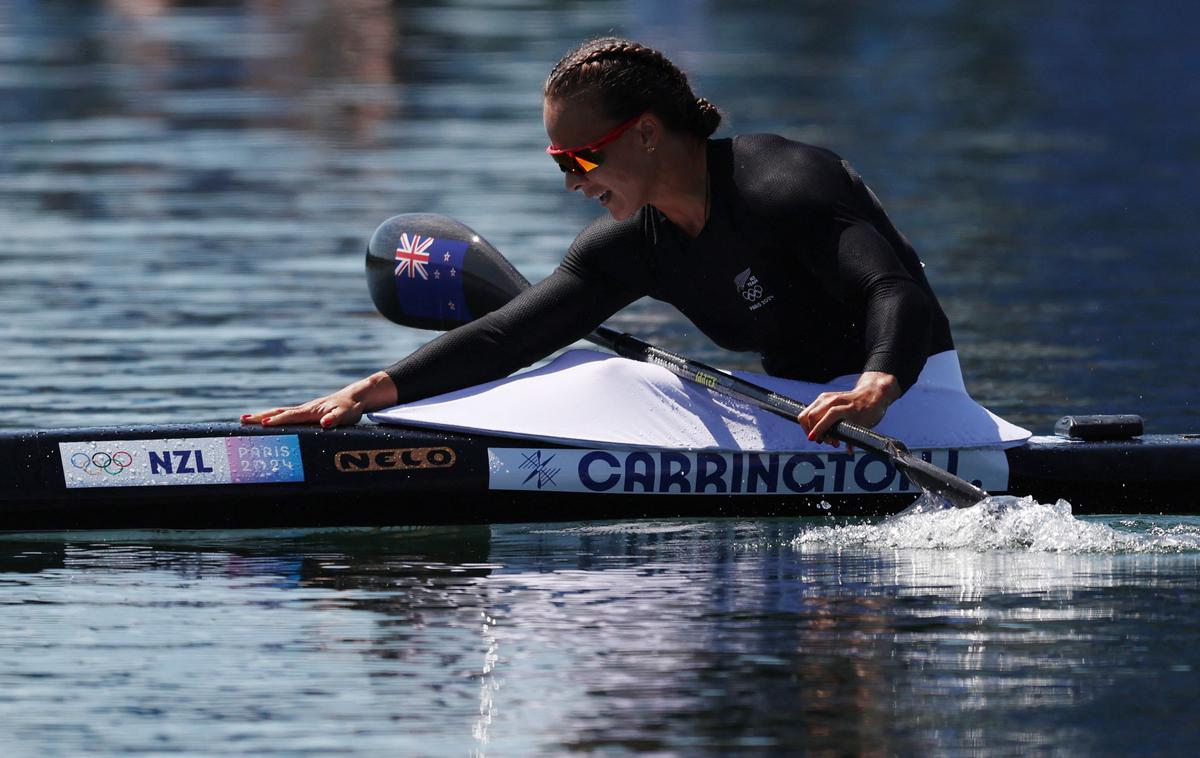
[366,214,989,509]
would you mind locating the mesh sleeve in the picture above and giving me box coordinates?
[382,268,641,404]
[833,223,934,392]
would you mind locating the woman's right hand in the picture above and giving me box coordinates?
[240,371,398,429]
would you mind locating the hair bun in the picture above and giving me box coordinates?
[695,98,722,137]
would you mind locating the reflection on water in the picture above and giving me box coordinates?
[3,1,1200,755]
[2,514,1200,755]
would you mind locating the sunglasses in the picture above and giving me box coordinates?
[546,113,644,175]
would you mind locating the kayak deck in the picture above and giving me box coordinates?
[1,422,1198,532]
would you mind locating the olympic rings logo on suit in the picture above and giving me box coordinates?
[741,285,764,301]
[70,450,134,476]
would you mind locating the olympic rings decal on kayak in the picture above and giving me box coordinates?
[70,450,134,476]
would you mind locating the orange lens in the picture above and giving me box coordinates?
[550,149,603,175]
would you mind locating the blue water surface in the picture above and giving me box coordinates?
[2,1,1200,754]
[3,511,1200,755]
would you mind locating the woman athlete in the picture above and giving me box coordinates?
[242,38,954,445]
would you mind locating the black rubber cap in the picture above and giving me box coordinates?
[1054,414,1144,440]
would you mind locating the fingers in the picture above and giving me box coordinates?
[797,393,837,448]
[240,399,363,429]
[798,386,891,449]
[318,405,362,429]
[239,405,321,427]
[240,407,290,425]
[259,406,323,426]
[798,391,856,448]
[807,405,848,447]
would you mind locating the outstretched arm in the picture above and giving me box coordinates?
[241,268,638,428]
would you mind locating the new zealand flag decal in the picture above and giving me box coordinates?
[393,232,472,322]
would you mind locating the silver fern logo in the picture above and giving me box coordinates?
[734,268,774,311]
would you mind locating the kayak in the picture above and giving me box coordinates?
[0,413,1195,533]
[5,213,1191,532]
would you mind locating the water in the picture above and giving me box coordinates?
[3,0,1200,754]
[3,514,1200,755]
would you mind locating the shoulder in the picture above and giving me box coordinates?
[565,209,652,261]
[560,209,655,287]
[726,134,852,216]
[730,133,846,177]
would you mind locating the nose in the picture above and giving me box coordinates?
[564,171,586,193]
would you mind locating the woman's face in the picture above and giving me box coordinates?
[543,96,655,221]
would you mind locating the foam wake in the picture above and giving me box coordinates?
[795,495,1200,554]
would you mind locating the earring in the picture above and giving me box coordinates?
[646,146,656,154]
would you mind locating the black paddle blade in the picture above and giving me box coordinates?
[893,450,989,509]
[366,213,530,331]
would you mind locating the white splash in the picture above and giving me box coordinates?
[795,495,1200,554]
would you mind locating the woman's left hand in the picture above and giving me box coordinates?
[797,371,901,447]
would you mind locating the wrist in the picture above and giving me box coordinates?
[856,371,901,405]
[344,371,398,410]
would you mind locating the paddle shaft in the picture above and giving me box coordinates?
[589,327,902,456]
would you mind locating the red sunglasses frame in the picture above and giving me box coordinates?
[546,113,645,174]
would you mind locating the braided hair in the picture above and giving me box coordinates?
[544,37,721,139]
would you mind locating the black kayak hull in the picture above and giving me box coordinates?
[1,422,1197,532]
